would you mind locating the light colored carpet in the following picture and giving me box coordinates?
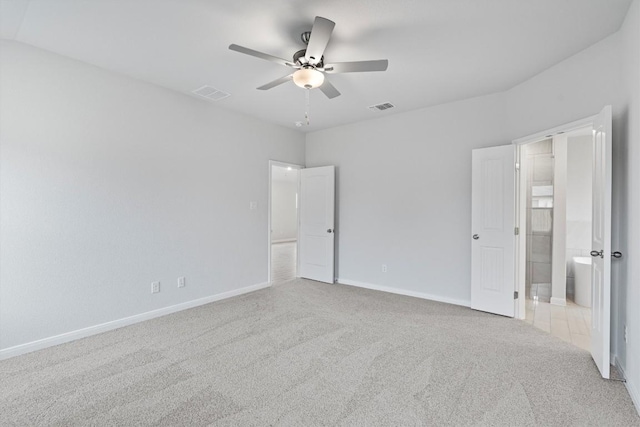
[1,279,638,426]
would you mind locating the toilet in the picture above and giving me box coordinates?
[573,257,592,307]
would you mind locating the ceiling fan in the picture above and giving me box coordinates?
[229,16,388,99]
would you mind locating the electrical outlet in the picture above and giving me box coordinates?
[249,201,258,210]
[382,264,387,273]
[178,277,185,288]
[151,281,160,294]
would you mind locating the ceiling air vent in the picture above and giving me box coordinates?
[368,102,395,112]
[192,85,230,101]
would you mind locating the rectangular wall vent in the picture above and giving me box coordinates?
[192,85,230,101]
[368,102,395,111]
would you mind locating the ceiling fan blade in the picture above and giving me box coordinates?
[323,59,389,73]
[319,79,340,99]
[304,17,335,65]
[257,74,294,90]
[229,44,296,68]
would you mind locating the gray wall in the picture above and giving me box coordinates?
[0,41,305,350]
[306,93,507,306]
[619,0,640,406]
[507,2,639,403]
[1,0,639,411]
[307,0,640,406]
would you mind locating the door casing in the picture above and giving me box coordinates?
[512,114,601,320]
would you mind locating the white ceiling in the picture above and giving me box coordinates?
[0,0,632,132]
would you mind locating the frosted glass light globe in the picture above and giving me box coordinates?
[293,68,325,89]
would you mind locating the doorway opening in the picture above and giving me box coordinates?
[268,161,302,283]
[472,105,612,377]
[518,127,594,351]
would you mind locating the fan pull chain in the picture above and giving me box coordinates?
[305,89,310,126]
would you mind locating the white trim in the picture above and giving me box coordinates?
[613,356,640,415]
[338,278,470,308]
[624,380,640,414]
[550,297,567,306]
[272,238,297,244]
[512,115,597,145]
[551,135,568,307]
[515,144,526,320]
[625,375,640,415]
[268,160,303,283]
[0,282,271,361]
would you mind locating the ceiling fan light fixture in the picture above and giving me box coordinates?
[293,68,324,89]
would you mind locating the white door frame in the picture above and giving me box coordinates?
[512,114,597,320]
[268,160,304,283]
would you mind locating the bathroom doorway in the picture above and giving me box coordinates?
[513,105,622,379]
[518,128,594,351]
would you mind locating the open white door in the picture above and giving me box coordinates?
[471,145,516,317]
[299,166,335,283]
[590,105,612,379]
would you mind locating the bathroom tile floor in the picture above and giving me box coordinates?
[524,297,591,351]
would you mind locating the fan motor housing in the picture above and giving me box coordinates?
[293,49,323,67]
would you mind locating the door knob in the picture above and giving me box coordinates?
[327,229,333,233]
[472,234,479,240]
[590,250,604,258]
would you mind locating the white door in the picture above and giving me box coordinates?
[590,105,612,379]
[299,166,335,283]
[471,145,516,317]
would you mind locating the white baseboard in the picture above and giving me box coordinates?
[272,238,297,244]
[338,278,470,308]
[614,356,640,416]
[550,297,567,306]
[627,377,640,416]
[0,281,271,361]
